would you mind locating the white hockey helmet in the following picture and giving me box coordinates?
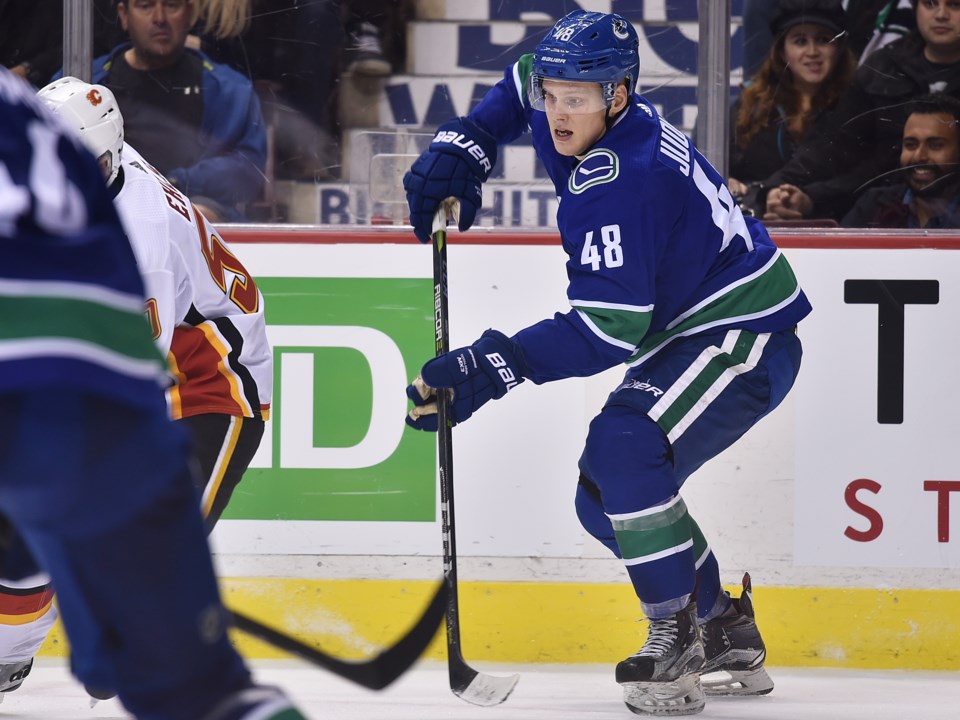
[38,77,124,184]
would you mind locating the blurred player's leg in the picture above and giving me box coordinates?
[0,390,303,719]
[0,569,55,699]
[0,511,55,697]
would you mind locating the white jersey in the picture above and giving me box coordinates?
[113,143,272,420]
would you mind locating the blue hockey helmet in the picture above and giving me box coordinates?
[529,11,640,111]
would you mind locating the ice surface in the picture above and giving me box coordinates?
[6,659,959,719]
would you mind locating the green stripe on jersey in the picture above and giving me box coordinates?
[575,304,651,348]
[610,497,693,564]
[629,251,798,364]
[0,295,163,365]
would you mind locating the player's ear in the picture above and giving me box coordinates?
[609,84,629,116]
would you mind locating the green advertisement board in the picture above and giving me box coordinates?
[223,277,436,522]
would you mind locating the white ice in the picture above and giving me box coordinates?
[4,659,959,720]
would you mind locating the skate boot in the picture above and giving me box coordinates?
[615,601,705,716]
[699,572,774,696]
[0,658,33,703]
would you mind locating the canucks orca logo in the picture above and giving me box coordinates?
[613,19,630,40]
[569,149,619,194]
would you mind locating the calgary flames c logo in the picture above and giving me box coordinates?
[86,88,102,106]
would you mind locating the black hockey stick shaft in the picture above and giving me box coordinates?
[431,205,519,706]
[228,579,447,691]
[431,206,465,667]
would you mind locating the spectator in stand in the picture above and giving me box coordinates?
[729,0,856,216]
[741,0,911,80]
[764,0,960,223]
[842,93,960,227]
[88,0,266,222]
[0,0,63,87]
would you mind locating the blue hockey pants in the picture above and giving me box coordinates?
[576,328,802,619]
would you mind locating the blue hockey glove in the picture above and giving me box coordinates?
[403,117,498,243]
[406,329,526,431]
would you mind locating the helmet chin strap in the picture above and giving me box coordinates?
[604,112,618,131]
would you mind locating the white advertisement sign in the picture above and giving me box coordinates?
[791,248,960,567]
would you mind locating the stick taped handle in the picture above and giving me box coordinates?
[432,199,459,236]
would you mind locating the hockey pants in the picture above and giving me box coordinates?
[575,328,802,619]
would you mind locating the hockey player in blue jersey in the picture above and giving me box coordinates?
[403,11,812,717]
[0,67,307,720]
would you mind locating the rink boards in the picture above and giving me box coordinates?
[39,229,960,670]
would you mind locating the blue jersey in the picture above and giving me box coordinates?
[468,57,812,383]
[0,70,167,407]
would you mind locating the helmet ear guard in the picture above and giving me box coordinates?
[37,76,124,185]
[529,11,640,112]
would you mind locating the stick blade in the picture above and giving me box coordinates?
[451,664,520,706]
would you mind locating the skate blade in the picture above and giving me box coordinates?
[701,667,774,696]
[621,674,705,716]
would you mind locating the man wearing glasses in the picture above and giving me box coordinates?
[88,0,266,222]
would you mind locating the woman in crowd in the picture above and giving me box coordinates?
[728,0,856,215]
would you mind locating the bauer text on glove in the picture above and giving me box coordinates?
[405,329,526,430]
[402,117,498,243]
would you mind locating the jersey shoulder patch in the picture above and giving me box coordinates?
[568,148,619,195]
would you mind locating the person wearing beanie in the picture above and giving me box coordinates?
[729,0,857,216]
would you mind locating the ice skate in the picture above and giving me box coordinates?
[700,572,774,696]
[615,601,705,716]
[0,658,33,702]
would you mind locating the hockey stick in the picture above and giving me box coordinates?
[228,579,447,691]
[431,203,520,706]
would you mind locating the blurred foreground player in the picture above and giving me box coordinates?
[0,75,275,702]
[0,67,307,719]
[403,10,811,716]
